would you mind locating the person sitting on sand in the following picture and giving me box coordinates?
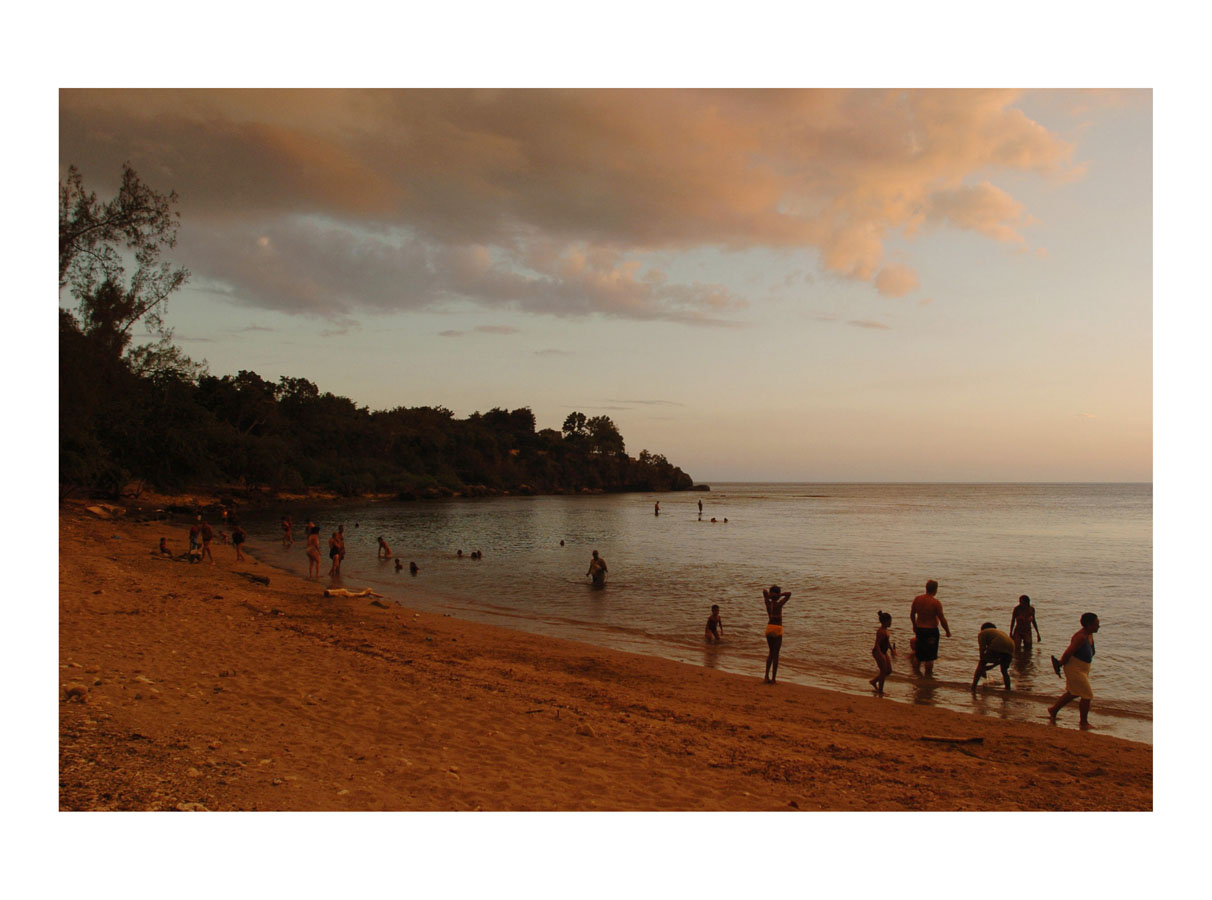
[1048,613,1100,728]
[870,611,894,694]
[763,585,791,683]
[909,580,950,677]
[200,520,214,565]
[232,523,247,562]
[586,550,607,585]
[1010,595,1041,652]
[159,537,171,556]
[705,604,724,643]
[378,536,392,559]
[972,622,1015,691]
[305,527,321,578]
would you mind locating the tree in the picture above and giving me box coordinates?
[562,411,589,438]
[586,415,625,454]
[59,164,190,348]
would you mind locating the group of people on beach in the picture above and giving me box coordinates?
[167,511,246,565]
[702,577,1099,728]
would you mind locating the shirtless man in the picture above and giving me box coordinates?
[329,525,345,576]
[909,580,951,677]
[1009,595,1042,651]
[200,520,214,564]
[305,527,322,578]
[586,550,608,586]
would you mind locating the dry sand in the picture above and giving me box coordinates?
[59,502,1151,811]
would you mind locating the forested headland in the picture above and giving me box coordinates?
[59,165,697,501]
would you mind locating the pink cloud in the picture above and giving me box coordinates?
[60,89,1085,322]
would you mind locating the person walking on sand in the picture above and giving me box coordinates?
[763,585,791,683]
[232,523,247,562]
[870,611,895,694]
[909,580,951,677]
[329,525,345,576]
[200,519,215,564]
[305,526,321,578]
[1010,594,1041,652]
[377,536,392,559]
[1048,613,1100,728]
[705,604,724,643]
[971,622,1015,691]
[586,550,608,585]
[188,520,202,563]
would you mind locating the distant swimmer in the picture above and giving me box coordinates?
[378,536,392,559]
[586,550,608,586]
[394,558,403,572]
[1010,594,1041,651]
[305,528,321,578]
[560,540,565,546]
[409,561,419,575]
[698,499,703,514]
[705,604,724,643]
[457,549,464,558]
[1048,612,1100,728]
[971,622,1014,691]
[763,585,791,684]
[909,580,951,678]
[870,610,894,694]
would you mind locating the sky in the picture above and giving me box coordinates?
[58,87,1151,483]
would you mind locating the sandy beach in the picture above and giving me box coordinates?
[59,501,1151,811]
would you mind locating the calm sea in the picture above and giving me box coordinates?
[243,483,1153,744]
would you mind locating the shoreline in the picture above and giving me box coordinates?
[59,502,1152,810]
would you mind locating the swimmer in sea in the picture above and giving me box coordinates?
[586,550,608,586]
[763,585,791,684]
[409,561,419,575]
[870,610,894,694]
[378,536,392,559]
[1009,594,1041,652]
[705,604,723,643]
[394,558,403,572]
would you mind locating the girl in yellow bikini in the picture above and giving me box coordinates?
[763,584,791,684]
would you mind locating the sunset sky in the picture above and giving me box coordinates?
[58,88,1152,482]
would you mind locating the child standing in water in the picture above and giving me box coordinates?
[705,604,723,642]
[870,611,894,693]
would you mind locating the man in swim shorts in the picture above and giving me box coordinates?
[971,622,1015,691]
[909,580,950,677]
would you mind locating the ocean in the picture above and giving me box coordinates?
[242,483,1153,744]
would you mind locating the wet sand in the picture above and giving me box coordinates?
[59,501,1151,811]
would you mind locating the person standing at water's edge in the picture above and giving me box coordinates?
[763,585,791,684]
[705,605,723,643]
[1010,595,1041,651]
[1049,613,1100,728]
[870,611,894,694]
[909,580,950,677]
[329,524,345,576]
[586,550,607,585]
[305,527,321,578]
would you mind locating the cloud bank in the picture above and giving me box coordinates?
[60,89,1080,324]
